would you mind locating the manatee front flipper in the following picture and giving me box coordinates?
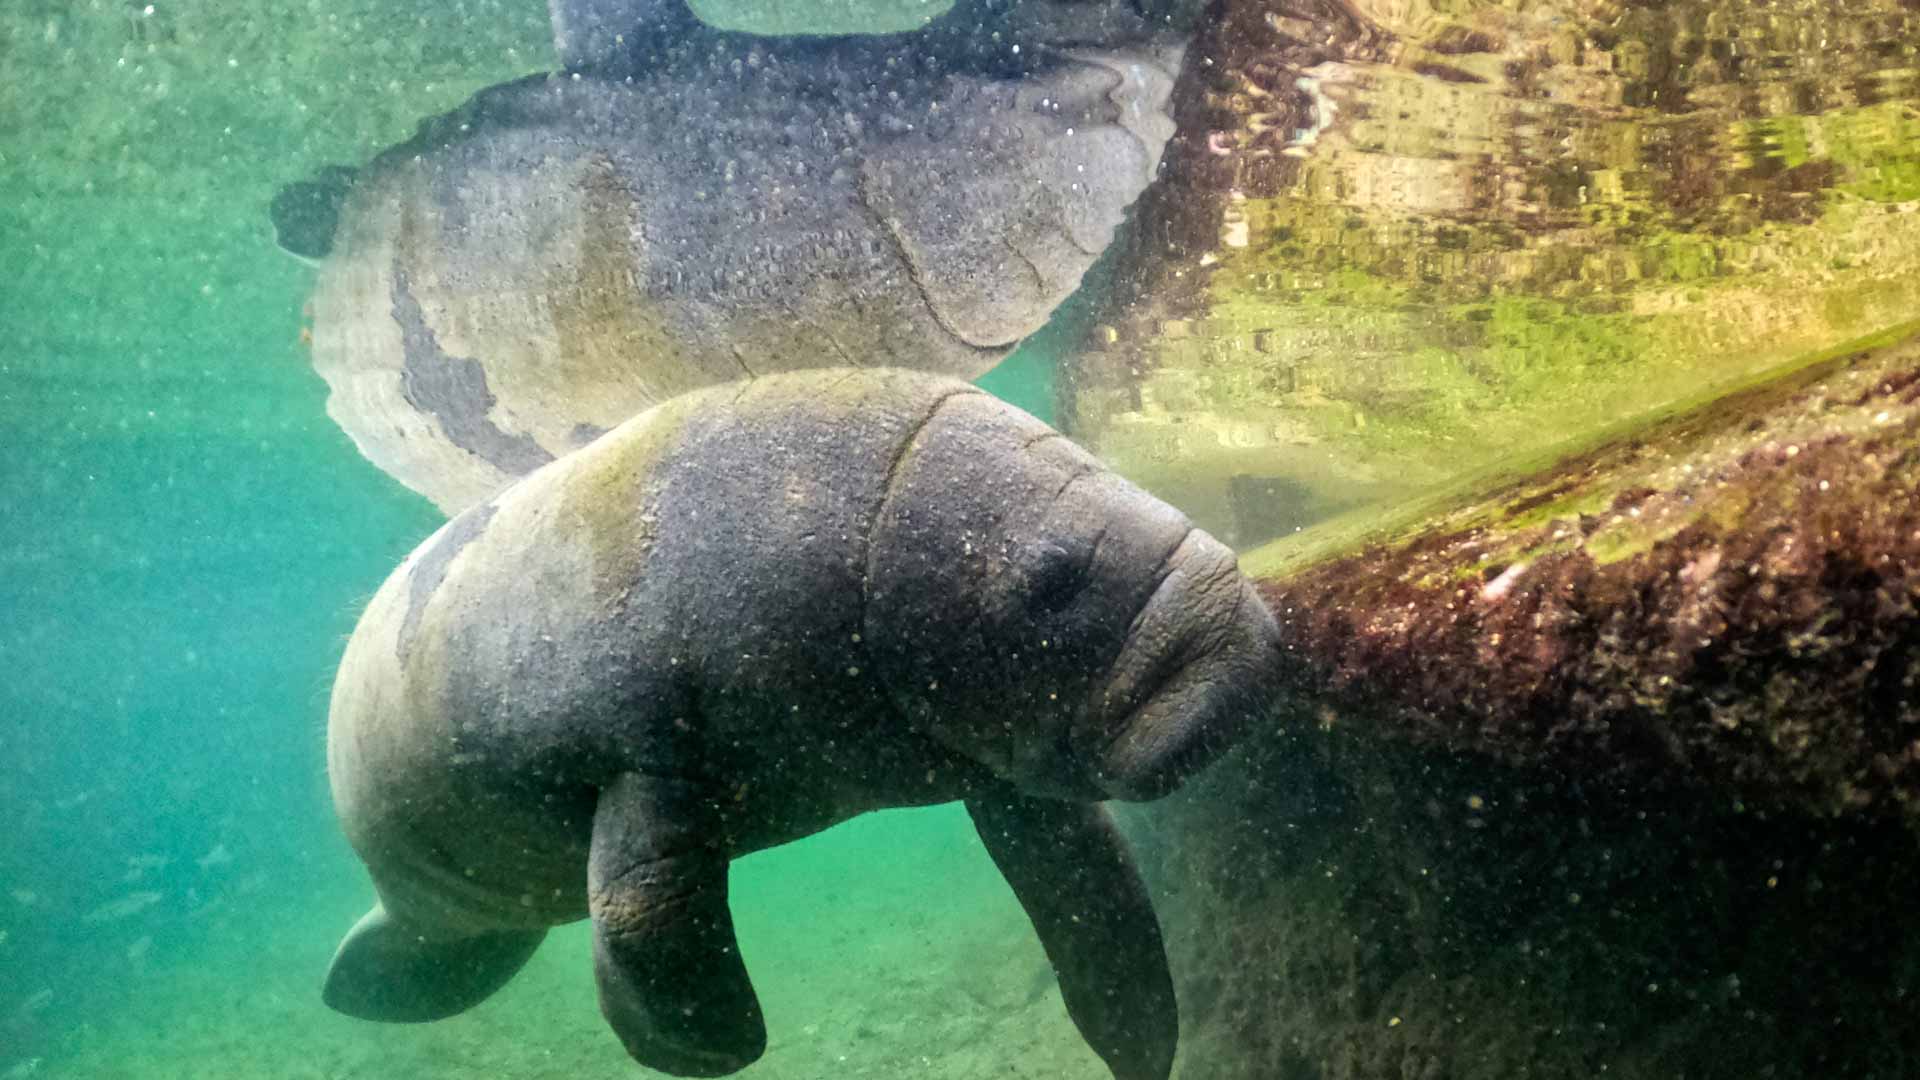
[589,772,766,1077]
[269,164,358,263]
[322,903,545,1021]
[967,791,1177,1080]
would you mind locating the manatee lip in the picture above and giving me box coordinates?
[1096,660,1228,801]
[1088,531,1269,801]
[1098,643,1257,801]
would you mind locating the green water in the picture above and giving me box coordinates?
[1,331,1082,1076]
[0,2,1104,1076]
[12,1,1920,1077]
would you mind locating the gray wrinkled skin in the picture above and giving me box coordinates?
[324,369,1280,1080]
[295,0,1186,514]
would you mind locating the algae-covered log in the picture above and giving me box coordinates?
[1069,0,1920,821]
[1248,327,1920,824]
[1121,709,1920,1080]
[1119,335,1920,1074]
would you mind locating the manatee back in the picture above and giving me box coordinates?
[303,20,1182,515]
[326,370,985,913]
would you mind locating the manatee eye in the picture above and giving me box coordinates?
[1022,537,1094,614]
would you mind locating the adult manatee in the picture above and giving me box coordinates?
[323,368,1280,1079]
[279,0,1187,514]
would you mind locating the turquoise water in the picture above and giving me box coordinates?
[2,319,1082,1075]
[1,198,1087,1080]
[1,208,1090,1080]
[0,3,1104,1075]
[13,2,1920,1078]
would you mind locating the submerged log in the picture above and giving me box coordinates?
[1119,329,1920,1080]
[1252,326,1920,825]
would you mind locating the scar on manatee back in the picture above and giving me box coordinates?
[389,266,555,475]
[397,503,498,665]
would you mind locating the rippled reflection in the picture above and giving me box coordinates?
[1066,0,1920,556]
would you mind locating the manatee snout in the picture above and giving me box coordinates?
[1087,529,1282,801]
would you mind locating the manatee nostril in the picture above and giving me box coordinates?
[1024,538,1095,614]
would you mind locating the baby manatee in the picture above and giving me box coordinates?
[323,368,1280,1079]
[279,0,1186,514]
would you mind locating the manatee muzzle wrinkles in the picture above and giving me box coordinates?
[1089,531,1279,800]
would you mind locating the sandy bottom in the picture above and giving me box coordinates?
[32,806,1112,1080]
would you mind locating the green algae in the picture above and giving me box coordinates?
[1168,177,1920,462]
[1243,317,1920,579]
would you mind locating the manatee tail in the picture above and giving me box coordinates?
[322,903,546,1022]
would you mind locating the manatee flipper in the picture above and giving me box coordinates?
[967,791,1177,1080]
[269,164,358,263]
[589,771,766,1077]
[321,903,545,1022]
